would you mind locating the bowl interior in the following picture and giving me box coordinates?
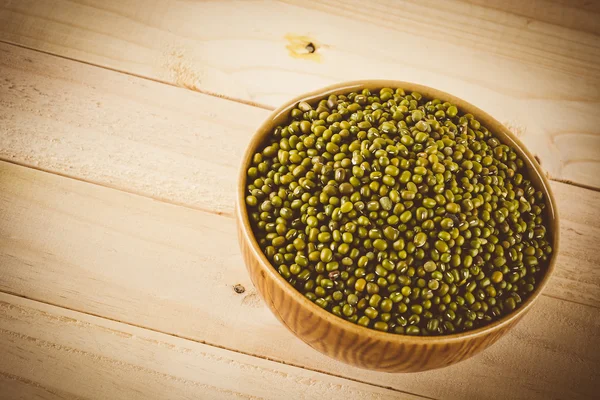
[237,80,559,343]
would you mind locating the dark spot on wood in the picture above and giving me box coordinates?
[233,284,246,294]
[284,34,322,62]
[534,155,541,165]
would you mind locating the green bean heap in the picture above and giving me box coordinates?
[245,87,553,336]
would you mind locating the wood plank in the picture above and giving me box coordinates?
[0,42,266,216]
[0,1,599,187]
[0,293,409,400]
[1,161,598,399]
[463,0,600,36]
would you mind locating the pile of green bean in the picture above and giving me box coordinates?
[245,87,552,335]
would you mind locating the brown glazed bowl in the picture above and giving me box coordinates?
[236,80,559,372]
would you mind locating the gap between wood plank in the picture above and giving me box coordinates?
[1,38,598,195]
[455,0,600,37]
[547,177,600,193]
[542,293,600,309]
[0,156,235,218]
[0,39,276,112]
[0,288,437,400]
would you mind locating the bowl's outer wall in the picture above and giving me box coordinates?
[236,80,559,372]
[239,223,526,372]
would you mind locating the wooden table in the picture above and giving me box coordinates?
[0,1,598,399]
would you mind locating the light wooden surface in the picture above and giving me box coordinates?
[0,42,266,216]
[0,293,411,400]
[1,0,599,188]
[0,1,599,399]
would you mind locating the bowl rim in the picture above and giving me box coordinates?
[236,79,560,344]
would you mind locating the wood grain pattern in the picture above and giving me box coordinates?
[463,0,600,36]
[1,161,599,398]
[0,0,599,187]
[0,293,410,400]
[0,42,266,216]
[0,373,76,400]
